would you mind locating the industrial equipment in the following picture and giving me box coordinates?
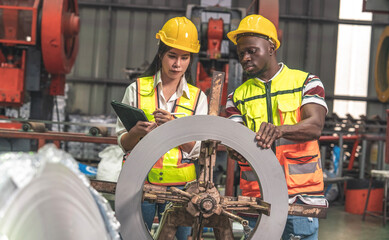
[0,0,79,120]
[188,4,245,113]
[115,115,327,240]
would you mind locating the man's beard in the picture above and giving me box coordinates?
[244,68,265,79]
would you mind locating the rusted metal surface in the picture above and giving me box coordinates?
[207,71,225,116]
[225,156,235,196]
[198,140,219,186]
[90,179,117,194]
[22,122,47,132]
[0,128,117,145]
[155,204,235,240]
[143,184,328,219]
[288,204,327,219]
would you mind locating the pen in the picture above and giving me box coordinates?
[151,113,187,116]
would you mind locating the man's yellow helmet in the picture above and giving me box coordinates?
[227,14,280,50]
[156,17,200,53]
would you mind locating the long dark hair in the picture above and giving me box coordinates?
[139,41,195,84]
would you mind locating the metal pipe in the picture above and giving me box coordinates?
[279,14,387,26]
[78,1,185,13]
[360,139,368,179]
[378,139,384,170]
[337,134,344,177]
[326,94,384,103]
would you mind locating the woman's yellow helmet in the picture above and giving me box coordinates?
[156,17,200,53]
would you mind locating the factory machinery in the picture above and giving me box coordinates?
[0,0,79,123]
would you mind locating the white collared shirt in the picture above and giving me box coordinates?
[116,70,208,158]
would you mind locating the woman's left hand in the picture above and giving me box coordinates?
[153,108,174,126]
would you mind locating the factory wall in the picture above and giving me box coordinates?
[66,0,389,120]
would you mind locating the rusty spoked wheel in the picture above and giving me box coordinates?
[375,26,389,103]
[41,0,80,74]
[115,115,288,240]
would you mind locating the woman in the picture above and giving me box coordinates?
[115,16,208,239]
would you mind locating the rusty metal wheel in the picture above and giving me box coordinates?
[375,26,389,102]
[41,0,79,74]
[115,115,288,240]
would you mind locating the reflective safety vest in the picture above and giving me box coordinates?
[136,75,201,185]
[232,65,324,197]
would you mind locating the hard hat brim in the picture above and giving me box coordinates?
[227,29,280,50]
[156,33,200,53]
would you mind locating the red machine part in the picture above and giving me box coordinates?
[207,18,223,59]
[196,17,229,111]
[258,0,282,45]
[41,0,80,95]
[0,50,26,106]
[0,0,39,45]
[0,0,39,106]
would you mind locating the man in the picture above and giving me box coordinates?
[225,15,328,240]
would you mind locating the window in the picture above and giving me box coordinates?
[333,0,372,118]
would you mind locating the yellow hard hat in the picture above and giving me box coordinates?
[156,17,200,53]
[227,14,280,50]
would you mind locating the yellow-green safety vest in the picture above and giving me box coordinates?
[137,76,201,185]
[232,65,324,197]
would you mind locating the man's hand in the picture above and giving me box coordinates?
[153,108,174,126]
[255,122,282,149]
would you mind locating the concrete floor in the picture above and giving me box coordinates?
[201,202,389,239]
[319,203,389,240]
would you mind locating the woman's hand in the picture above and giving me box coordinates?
[153,108,174,126]
[120,121,157,152]
[130,121,157,138]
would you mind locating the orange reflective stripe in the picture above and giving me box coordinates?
[173,87,200,115]
[278,108,284,125]
[153,156,164,169]
[296,106,301,122]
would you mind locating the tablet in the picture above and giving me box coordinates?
[111,100,149,131]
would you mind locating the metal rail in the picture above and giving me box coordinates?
[0,128,117,148]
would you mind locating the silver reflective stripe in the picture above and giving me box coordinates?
[288,162,317,175]
[275,138,296,147]
[242,170,257,181]
[318,158,322,169]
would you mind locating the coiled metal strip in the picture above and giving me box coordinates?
[115,115,288,240]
